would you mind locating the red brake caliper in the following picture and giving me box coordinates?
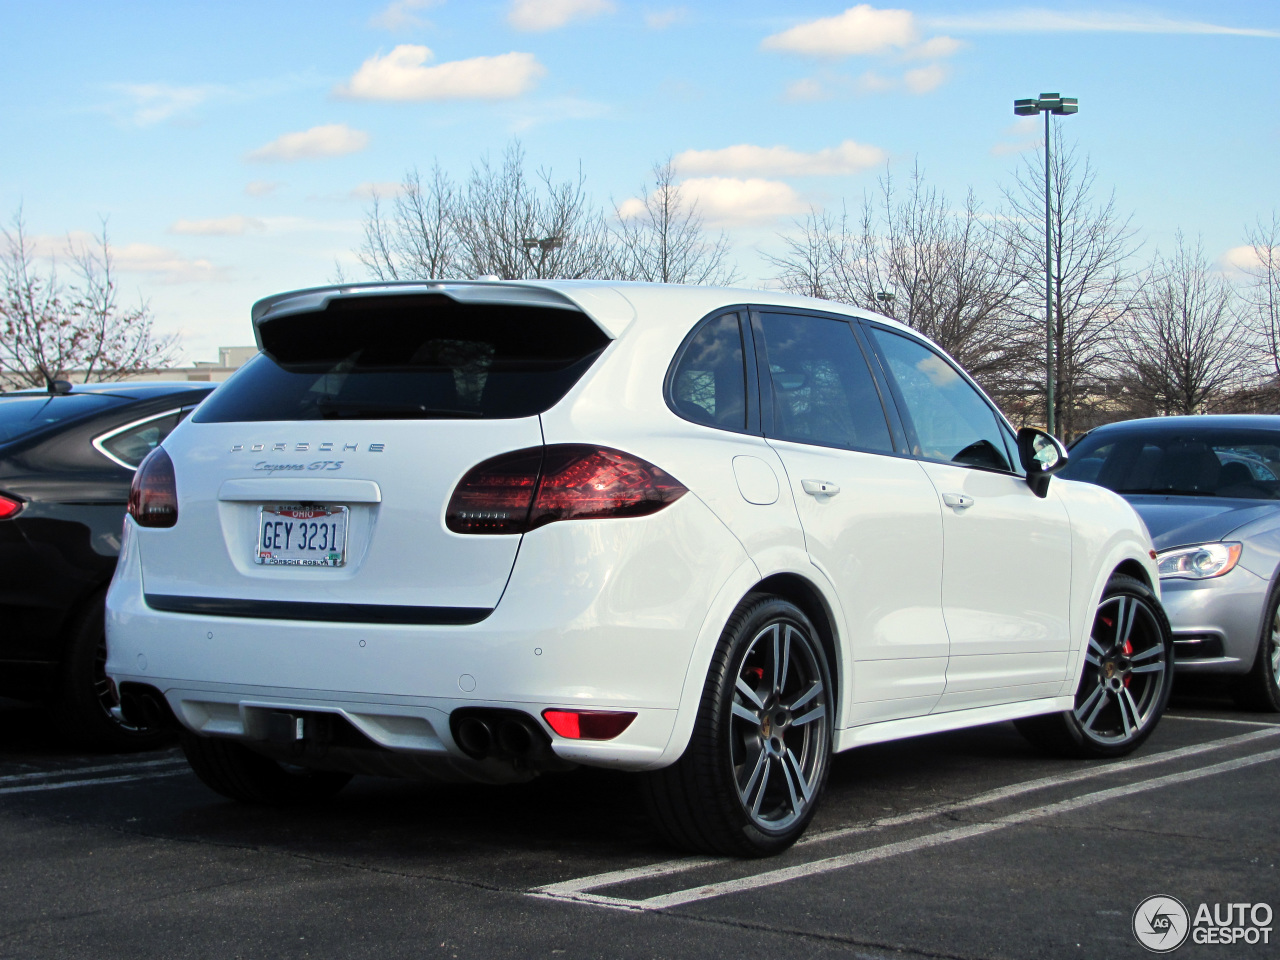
[1123,638,1133,686]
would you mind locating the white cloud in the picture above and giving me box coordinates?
[922,10,1280,38]
[370,0,441,31]
[168,216,266,236]
[763,4,917,57]
[904,63,947,94]
[644,7,688,29]
[783,78,828,102]
[349,181,408,201]
[111,83,222,126]
[675,140,886,177]
[245,124,369,162]
[677,177,806,225]
[335,45,545,100]
[904,35,963,59]
[1220,245,1276,274]
[245,180,281,197]
[855,70,897,94]
[508,0,615,32]
[616,197,648,220]
[991,117,1042,156]
[111,243,222,284]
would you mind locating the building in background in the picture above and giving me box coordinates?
[0,347,258,390]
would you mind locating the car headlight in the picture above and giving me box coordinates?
[1156,542,1242,580]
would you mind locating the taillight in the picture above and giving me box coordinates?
[128,447,178,528]
[446,445,687,535]
[542,709,637,740]
[0,494,22,520]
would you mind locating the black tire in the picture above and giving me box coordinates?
[179,729,352,805]
[1017,574,1173,758]
[1234,581,1280,713]
[52,590,169,752]
[641,594,833,857]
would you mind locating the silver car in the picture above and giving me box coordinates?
[1061,415,1280,711]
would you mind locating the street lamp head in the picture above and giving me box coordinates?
[1013,94,1079,117]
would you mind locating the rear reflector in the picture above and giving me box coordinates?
[128,447,178,528]
[542,709,637,740]
[0,494,22,520]
[447,445,686,535]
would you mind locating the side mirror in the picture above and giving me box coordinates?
[1017,427,1068,499]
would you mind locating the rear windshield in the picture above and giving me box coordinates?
[194,295,611,423]
[0,393,128,444]
[1062,429,1280,500]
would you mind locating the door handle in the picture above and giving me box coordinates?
[801,479,840,497]
[942,493,974,509]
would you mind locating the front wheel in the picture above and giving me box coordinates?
[1234,582,1280,713]
[642,595,833,857]
[1018,574,1173,758]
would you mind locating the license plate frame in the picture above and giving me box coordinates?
[255,504,349,567]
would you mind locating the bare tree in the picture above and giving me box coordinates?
[1002,128,1141,437]
[608,159,739,285]
[1,210,177,388]
[358,165,461,281]
[1241,211,1280,380]
[768,165,1029,407]
[1117,233,1254,416]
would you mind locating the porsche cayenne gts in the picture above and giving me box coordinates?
[105,282,1170,855]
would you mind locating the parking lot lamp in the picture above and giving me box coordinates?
[1013,93,1078,436]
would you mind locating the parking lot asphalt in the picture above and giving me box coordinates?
[1,689,1276,960]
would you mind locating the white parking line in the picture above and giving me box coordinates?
[541,746,1280,911]
[0,756,188,786]
[535,725,1280,898]
[0,769,190,796]
[1163,713,1277,727]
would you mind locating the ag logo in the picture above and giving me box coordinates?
[1133,895,1191,953]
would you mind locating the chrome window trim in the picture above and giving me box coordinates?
[91,406,191,471]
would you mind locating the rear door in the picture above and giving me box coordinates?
[864,323,1073,710]
[140,293,610,613]
[753,310,950,725]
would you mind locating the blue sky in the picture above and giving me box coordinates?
[3,1,1278,359]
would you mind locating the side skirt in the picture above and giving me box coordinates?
[833,696,1075,752]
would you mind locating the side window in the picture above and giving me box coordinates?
[758,312,893,453]
[670,313,747,431]
[869,328,1012,472]
[96,409,189,469]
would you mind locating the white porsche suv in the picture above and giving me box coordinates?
[106,281,1171,856]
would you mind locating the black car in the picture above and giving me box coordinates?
[0,381,215,748]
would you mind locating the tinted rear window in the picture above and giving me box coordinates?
[1063,429,1280,499]
[194,295,611,423]
[0,393,128,444]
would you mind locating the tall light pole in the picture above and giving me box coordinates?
[1013,92,1077,437]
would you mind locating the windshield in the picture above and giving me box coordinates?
[1061,429,1280,500]
[0,393,128,444]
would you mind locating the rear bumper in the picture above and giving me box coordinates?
[105,494,747,773]
[1161,565,1270,675]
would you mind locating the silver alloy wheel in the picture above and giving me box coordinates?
[730,620,829,832]
[1076,594,1167,744]
[1271,606,1280,688]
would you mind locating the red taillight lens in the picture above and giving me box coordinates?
[446,445,686,535]
[127,447,178,528]
[542,709,637,740]
[0,494,22,520]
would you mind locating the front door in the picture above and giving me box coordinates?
[866,325,1073,711]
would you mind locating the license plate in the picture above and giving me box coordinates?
[256,504,348,567]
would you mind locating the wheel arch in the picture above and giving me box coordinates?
[751,572,841,713]
[1112,558,1153,590]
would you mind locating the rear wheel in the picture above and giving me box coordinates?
[1018,574,1173,758]
[1234,584,1280,713]
[53,590,168,752]
[642,595,833,857]
[179,730,352,804]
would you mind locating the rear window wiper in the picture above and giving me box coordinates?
[314,398,484,419]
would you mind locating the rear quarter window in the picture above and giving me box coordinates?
[194,295,611,423]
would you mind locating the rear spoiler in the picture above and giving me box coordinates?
[250,281,635,343]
